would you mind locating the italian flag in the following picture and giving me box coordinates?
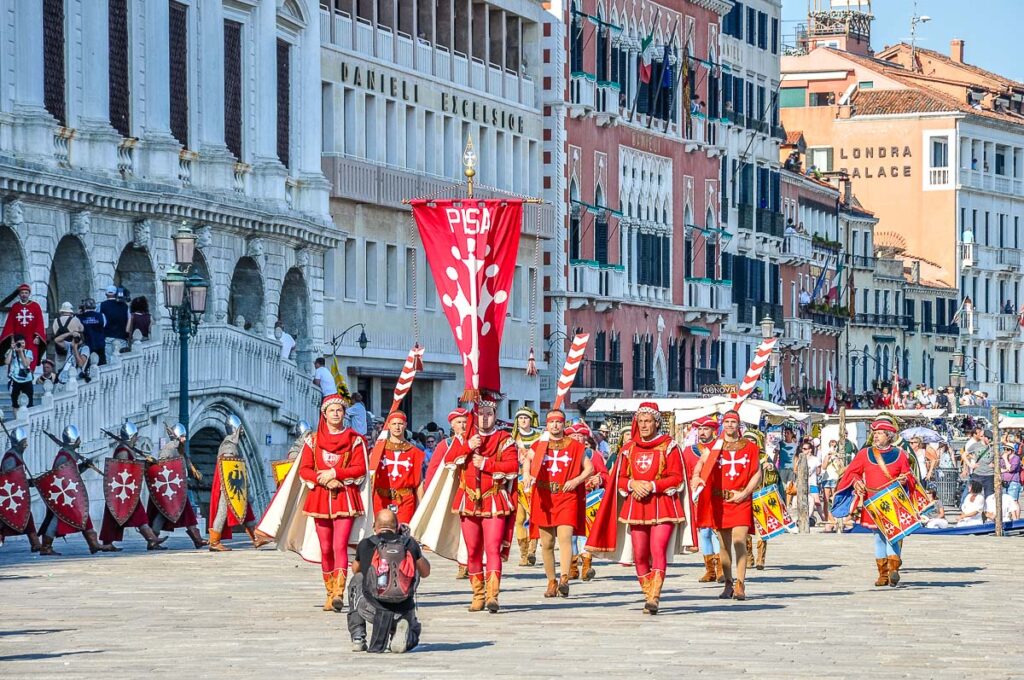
[639,31,656,83]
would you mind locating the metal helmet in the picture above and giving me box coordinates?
[296,420,311,437]
[9,427,28,453]
[225,415,243,436]
[61,425,82,450]
[171,423,188,439]
[119,420,139,444]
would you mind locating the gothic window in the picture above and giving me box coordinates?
[108,0,131,137]
[43,0,66,126]
[224,20,243,160]
[169,1,189,148]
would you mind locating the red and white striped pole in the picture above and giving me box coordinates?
[371,344,425,470]
[733,338,778,409]
[553,333,590,410]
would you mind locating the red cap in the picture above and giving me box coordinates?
[545,411,566,422]
[385,411,407,425]
[694,416,718,429]
[16,283,30,293]
[447,408,470,423]
[564,423,579,435]
[320,394,346,413]
[871,418,897,433]
[722,410,741,424]
[574,423,592,438]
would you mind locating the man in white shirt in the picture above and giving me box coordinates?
[985,492,1020,522]
[312,357,337,397]
[274,322,296,360]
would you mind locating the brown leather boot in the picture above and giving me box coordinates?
[85,530,116,553]
[527,539,537,566]
[638,572,653,608]
[468,573,486,612]
[543,579,558,598]
[332,571,347,611]
[186,526,208,549]
[322,572,335,611]
[456,564,469,580]
[645,571,664,615]
[874,558,889,587]
[246,527,272,549]
[733,579,747,601]
[208,529,231,552]
[557,574,570,598]
[756,539,767,570]
[485,572,501,613]
[27,530,42,553]
[141,525,168,551]
[887,556,901,587]
[581,553,596,581]
[569,555,580,580]
[745,536,754,568]
[517,538,530,567]
[39,535,61,556]
[714,555,725,583]
[698,555,717,583]
[718,578,735,599]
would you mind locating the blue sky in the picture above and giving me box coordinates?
[780,0,1021,82]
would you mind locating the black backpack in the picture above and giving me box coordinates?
[365,533,417,604]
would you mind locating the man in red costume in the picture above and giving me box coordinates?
[0,427,42,553]
[586,402,686,615]
[0,283,46,370]
[373,411,425,524]
[690,410,761,601]
[298,394,369,612]
[98,421,167,551]
[443,399,517,613]
[424,408,468,488]
[683,416,723,584]
[832,417,915,587]
[523,410,593,598]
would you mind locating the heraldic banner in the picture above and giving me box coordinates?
[410,199,524,400]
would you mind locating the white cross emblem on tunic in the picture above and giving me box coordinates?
[384,452,411,479]
[719,452,749,480]
[15,307,33,326]
[543,451,571,475]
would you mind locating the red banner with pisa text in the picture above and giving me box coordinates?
[410,199,523,400]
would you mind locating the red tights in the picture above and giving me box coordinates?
[630,523,674,577]
[460,515,506,576]
[314,516,355,574]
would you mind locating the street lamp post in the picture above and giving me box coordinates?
[162,225,209,463]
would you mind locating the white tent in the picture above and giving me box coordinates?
[586,396,817,426]
[999,414,1024,430]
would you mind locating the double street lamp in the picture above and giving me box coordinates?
[162,224,209,459]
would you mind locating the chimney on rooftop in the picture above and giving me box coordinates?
[950,39,965,64]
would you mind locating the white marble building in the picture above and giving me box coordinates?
[318,0,557,426]
[0,0,338,519]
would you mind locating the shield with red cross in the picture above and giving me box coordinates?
[36,460,89,531]
[104,458,144,525]
[145,457,188,523]
[0,464,32,533]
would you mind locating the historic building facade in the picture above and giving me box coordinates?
[317,0,555,424]
[0,0,334,518]
[551,0,733,403]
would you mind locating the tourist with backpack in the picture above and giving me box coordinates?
[348,509,430,654]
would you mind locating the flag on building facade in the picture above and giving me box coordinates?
[824,368,837,414]
[639,30,656,83]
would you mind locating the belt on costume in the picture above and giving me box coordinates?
[537,480,573,494]
[378,488,413,500]
[459,481,500,502]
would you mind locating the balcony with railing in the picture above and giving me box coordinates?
[568,259,625,312]
[997,313,1020,337]
[569,72,597,118]
[851,313,913,329]
[595,81,620,125]
[781,233,812,263]
[997,249,1022,269]
[783,316,813,347]
[849,253,876,270]
[574,360,624,391]
[959,167,1024,197]
[683,278,732,321]
[999,383,1024,406]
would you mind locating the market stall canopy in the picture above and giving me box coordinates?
[820,409,946,421]
[999,413,1024,429]
[587,396,819,426]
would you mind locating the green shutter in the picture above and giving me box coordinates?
[779,87,806,108]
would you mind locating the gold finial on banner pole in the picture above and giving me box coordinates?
[463,136,477,198]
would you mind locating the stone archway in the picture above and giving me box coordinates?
[114,244,156,309]
[0,226,27,296]
[228,256,264,331]
[189,426,224,513]
[279,267,310,341]
[47,235,93,316]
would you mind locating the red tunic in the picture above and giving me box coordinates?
[698,439,759,530]
[372,441,424,523]
[445,429,517,517]
[616,437,686,525]
[589,448,610,489]
[836,446,912,528]
[528,437,587,535]
[298,432,368,518]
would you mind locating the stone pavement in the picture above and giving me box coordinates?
[1,531,1022,679]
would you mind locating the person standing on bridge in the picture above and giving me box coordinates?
[372,411,424,525]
